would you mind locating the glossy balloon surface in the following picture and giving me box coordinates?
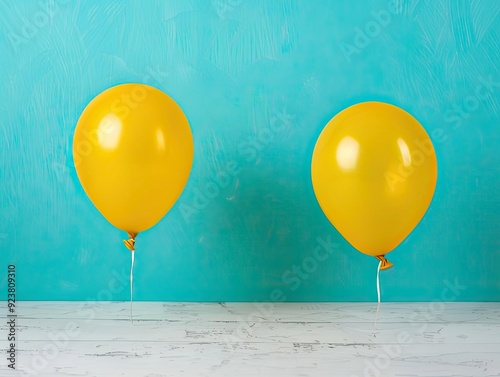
[312,102,437,257]
[73,84,194,234]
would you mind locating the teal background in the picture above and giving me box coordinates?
[0,0,499,302]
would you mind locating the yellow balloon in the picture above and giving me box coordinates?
[73,83,194,239]
[311,102,437,269]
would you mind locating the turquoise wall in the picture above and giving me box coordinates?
[1,0,499,302]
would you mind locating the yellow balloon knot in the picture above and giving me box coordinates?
[123,232,137,252]
[375,255,393,270]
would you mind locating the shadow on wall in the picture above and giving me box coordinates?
[195,161,347,301]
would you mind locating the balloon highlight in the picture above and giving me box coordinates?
[311,101,437,269]
[73,83,194,240]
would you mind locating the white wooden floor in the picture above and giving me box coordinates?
[1,302,499,376]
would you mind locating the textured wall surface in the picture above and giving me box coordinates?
[0,0,499,301]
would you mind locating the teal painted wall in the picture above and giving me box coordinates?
[1,0,499,302]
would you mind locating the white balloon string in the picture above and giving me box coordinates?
[130,249,135,325]
[375,260,382,328]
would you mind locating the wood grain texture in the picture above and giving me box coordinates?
[1,302,499,376]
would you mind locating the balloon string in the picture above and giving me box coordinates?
[130,249,135,325]
[375,260,382,328]
[123,232,137,325]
